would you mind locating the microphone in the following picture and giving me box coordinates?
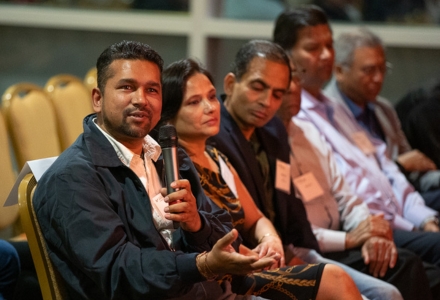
[158,124,180,229]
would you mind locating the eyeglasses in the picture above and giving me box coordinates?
[361,61,393,76]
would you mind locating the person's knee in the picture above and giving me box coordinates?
[323,264,353,284]
[318,264,361,300]
[0,241,20,278]
[0,240,20,299]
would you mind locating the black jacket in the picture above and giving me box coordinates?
[209,103,320,252]
[34,114,235,300]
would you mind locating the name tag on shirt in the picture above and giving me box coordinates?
[151,193,169,220]
[351,131,376,155]
[219,155,238,198]
[275,159,291,194]
[293,172,324,202]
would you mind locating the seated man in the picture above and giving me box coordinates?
[324,27,440,208]
[210,41,319,253]
[273,5,440,272]
[32,40,291,300]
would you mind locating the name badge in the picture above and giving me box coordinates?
[351,131,376,155]
[275,159,291,194]
[219,156,238,198]
[151,193,169,220]
[293,172,324,202]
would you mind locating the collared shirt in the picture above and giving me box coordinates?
[289,118,370,252]
[249,132,276,223]
[94,120,174,246]
[296,89,437,231]
[340,88,385,141]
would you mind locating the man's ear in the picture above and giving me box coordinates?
[92,87,103,113]
[334,64,345,82]
[223,72,237,97]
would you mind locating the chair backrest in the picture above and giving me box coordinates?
[84,67,97,95]
[1,83,61,169]
[45,74,93,150]
[0,110,19,232]
[18,173,66,300]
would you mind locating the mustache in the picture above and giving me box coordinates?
[123,106,152,118]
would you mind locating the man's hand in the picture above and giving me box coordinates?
[423,220,440,232]
[204,229,280,277]
[397,150,436,172]
[161,179,201,232]
[345,213,392,249]
[361,236,397,278]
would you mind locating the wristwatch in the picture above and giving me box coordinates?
[420,216,439,230]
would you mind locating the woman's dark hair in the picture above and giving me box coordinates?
[96,40,164,94]
[159,58,214,127]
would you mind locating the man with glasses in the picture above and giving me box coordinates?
[324,28,440,213]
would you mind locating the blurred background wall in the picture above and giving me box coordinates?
[0,0,439,104]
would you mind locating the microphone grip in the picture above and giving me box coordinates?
[162,146,180,229]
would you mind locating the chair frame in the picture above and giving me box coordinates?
[18,173,65,300]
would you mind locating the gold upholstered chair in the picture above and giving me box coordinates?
[0,110,19,233]
[84,67,97,95]
[18,173,66,300]
[45,74,93,150]
[1,83,61,169]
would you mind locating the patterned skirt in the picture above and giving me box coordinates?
[227,263,326,300]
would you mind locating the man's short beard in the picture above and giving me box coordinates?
[102,110,152,139]
[115,121,150,138]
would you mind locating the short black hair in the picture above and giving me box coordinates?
[273,5,330,52]
[159,58,214,126]
[231,39,291,82]
[96,40,164,94]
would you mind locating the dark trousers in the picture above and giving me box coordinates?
[0,240,19,300]
[420,188,440,212]
[8,241,42,300]
[393,229,440,267]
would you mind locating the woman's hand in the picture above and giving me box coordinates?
[253,234,285,268]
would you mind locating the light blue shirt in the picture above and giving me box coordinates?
[295,89,436,231]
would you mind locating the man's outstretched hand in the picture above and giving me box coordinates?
[201,229,281,277]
